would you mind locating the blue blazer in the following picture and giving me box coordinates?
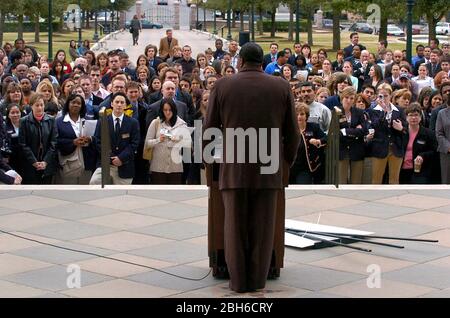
[93,115,140,179]
[338,107,368,161]
[367,105,407,158]
[56,116,97,171]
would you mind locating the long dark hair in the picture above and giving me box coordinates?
[295,54,307,70]
[54,49,68,65]
[5,103,23,126]
[158,97,178,127]
[50,60,64,78]
[63,93,87,118]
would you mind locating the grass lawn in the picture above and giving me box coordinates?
[225,28,409,57]
[2,29,96,58]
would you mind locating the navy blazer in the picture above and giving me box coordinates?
[263,53,276,70]
[93,115,140,179]
[145,99,188,131]
[402,126,437,181]
[56,116,97,171]
[146,90,194,126]
[338,107,368,161]
[324,95,341,110]
[367,105,407,158]
[343,44,367,59]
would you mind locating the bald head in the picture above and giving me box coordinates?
[393,50,403,63]
[162,80,176,99]
[361,50,370,62]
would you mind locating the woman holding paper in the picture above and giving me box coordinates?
[55,94,96,184]
[145,98,191,184]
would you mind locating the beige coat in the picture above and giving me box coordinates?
[145,116,191,173]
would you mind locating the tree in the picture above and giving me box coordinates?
[415,0,450,44]
[302,0,321,46]
[323,0,359,51]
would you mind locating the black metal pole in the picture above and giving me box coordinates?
[213,7,217,34]
[78,0,82,48]
[93,0,99,42]
[287,228,439,243]
[286,230,372,252]
[406,0,414,64]
[286,229,405,249]
[226,0,232,40]
[251,1,255,41]
[48,0,53,61]
[196,3,199,30]
[203,4,206,32]
[110,5,113,33]
[295,0,300,43]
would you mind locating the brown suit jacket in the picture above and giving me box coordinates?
[159,36,179,60]
[203,65,300,190]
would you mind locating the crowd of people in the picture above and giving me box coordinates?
[0,29,449,185]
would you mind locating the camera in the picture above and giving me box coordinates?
[378,94,384,100]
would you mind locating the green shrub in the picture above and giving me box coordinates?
[3,22,61,32]
[258,20,308,32]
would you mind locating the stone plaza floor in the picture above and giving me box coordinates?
[0,185,449,298]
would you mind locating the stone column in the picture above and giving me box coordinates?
[173,0,180,30]
[190,4,197,30]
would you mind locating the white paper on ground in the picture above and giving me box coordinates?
[284,219,374,249]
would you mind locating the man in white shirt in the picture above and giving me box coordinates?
[90,66,109,99]
[300,82,332,133]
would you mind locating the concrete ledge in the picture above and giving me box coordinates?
[1,185,449,191]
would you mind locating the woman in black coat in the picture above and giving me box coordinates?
[338,87,368,184]
[19,93,58,184]
[400,103,437,184]
[290,103,327,184]
[4,104,24,176]
[56,94,96,184]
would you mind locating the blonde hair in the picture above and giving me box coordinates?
[377,83,393,95]
[316,87,331,97]
[36,80,59,105]
[340,86,357,99]
[295,102,310,119]
[392,88,412,104]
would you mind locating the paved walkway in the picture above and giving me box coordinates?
[96,28,219,63]
[0,185,449,298]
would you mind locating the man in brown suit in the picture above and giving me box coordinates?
[159,29,179,61]
[203,43,300,293]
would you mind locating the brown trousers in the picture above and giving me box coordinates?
[221,189,278,293]
[339,159,364,184]
[372,151,403,184]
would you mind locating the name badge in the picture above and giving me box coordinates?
[122,133,130,139]
[416,139,426,145]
